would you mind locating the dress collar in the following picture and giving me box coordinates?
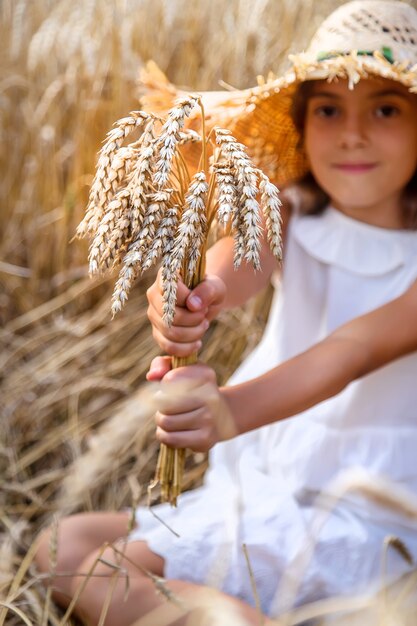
[291,206,417,276]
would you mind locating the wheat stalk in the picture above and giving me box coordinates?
[77,94,283,504]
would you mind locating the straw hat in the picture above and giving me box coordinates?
[141,0,417,186]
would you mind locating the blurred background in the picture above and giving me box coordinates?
[2,1,416,624]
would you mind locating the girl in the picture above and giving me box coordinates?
[35,1,417,624]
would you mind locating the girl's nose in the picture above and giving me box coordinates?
[338,113,368,149]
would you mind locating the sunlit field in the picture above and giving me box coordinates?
[1,1,417,624]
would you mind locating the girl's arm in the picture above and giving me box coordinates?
[153,278,417,451]
[226,277,417,434]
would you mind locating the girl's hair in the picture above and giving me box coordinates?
[287,81,417,229]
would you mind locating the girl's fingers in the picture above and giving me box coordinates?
[155,407,203,432]
[146,356,172,381]
[162,364,217,386]
[155,382,209,414]
[155,407,216,453]
[147,273,220,329]
[147,295,208,331]
[147,290,196,326]
[147,357,207,382]
[153,365,217,412]
[151,327,202,358]
[146,273,221,359]
[148,269,191,308]
[155,406,236,451]
[155,426,213,453]
[186,275,226,318]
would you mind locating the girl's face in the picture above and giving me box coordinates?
[304,78,417,228]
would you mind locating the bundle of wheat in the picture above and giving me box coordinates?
[76,94,282,504]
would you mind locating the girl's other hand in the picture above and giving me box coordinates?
[147,358,237,453]
[146,269,226,357]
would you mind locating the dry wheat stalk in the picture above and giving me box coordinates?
[77,94,283,505]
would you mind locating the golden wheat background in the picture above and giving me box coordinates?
[1,1,417,624]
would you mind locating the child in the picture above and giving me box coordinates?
[35,1,417,624]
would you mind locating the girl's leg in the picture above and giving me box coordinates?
[71,540,271,626]
[36,513,272,625]
[34,511,134,606]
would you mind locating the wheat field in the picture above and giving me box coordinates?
[1,1,417,624]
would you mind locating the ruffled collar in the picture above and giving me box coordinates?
[291,206,417,276]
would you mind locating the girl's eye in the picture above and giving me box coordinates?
[375,104,400,118]
[314,105,339,118]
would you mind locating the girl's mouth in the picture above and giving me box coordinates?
[332,163,378,173]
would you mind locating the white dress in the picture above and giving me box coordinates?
[129,206,417,616]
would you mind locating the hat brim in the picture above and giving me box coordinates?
[140,53,417,188]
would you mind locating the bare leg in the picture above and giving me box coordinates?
[35,512,272,625]
[70,541,272,626]
[34,511,134,605]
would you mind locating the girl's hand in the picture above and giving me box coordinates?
[148,357,236,453]
[146,269,226,358]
